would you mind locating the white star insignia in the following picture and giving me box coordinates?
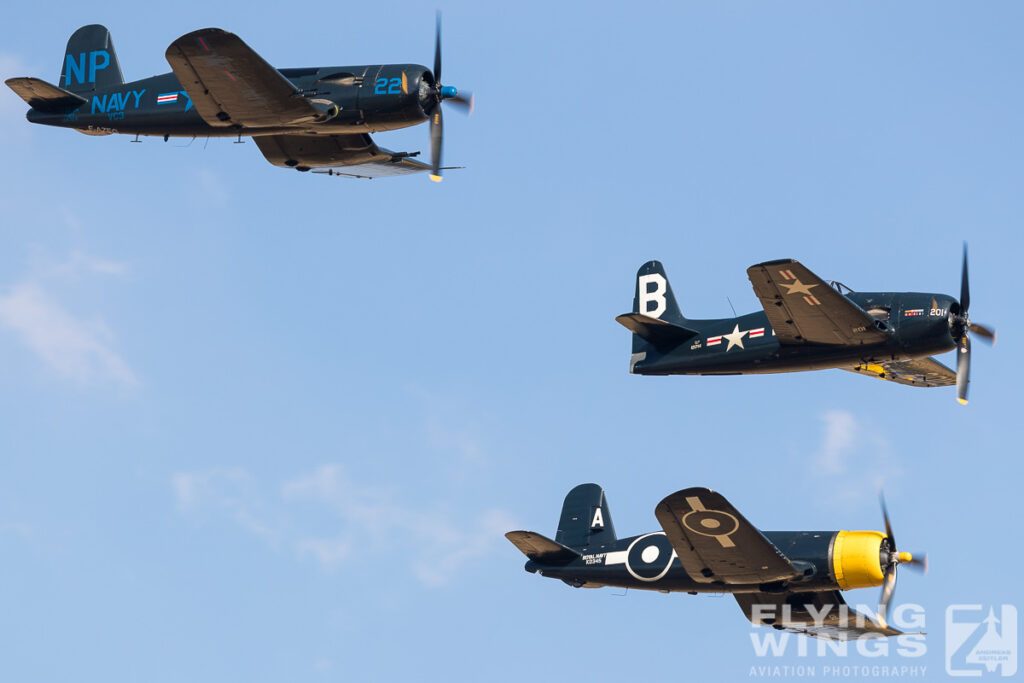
[723,324,748,351]
[778,278,818,297]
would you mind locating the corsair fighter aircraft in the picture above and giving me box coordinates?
[507,484,926,640]
[616,248,994,403]
[5,22,472,179]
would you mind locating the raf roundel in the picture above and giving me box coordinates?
[624,532,676,582]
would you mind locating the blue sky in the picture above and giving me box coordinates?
[1,2,1021,681]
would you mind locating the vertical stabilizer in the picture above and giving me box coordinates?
[555,483,617,550]
[631,261,687,325]
[59,25,124,94]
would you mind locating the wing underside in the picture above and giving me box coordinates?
[654,488,801,585]
[253,133,430,176]
[166,28,321,127]
[747,260,889,346]
[844,356,956,387]
[735,591,904,639]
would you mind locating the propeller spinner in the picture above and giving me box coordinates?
[421,13,473,182]
[949,244,996,404]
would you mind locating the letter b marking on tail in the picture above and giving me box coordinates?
[639,273,667,319]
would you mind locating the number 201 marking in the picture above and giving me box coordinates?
[374,77,402,95]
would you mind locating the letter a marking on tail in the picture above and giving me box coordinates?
[591,508,604,530]
[639,273,667,319]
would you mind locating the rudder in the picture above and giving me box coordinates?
[555,483,617,550]
[59,25,124,94]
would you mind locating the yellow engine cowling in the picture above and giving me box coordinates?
[831,530,886,590]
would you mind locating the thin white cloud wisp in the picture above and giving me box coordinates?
[0,283,137,387]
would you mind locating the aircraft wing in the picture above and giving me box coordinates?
[166,28,321,127]
[654,488,802,585]
[844,356,956,387]
[735,591,905,640]
[253,133,431,177]
[747,259,889,346]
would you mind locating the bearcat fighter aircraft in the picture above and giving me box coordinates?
[616,248,994,403]
[507,484,926,640]
[5,21,471,180]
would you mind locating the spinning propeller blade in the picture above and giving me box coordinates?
[877,493,926,626]
[433,13,442,85]
[950,244,995,404]
[429,105,443,182]
[423,12,471,182]
[957,335,971,405]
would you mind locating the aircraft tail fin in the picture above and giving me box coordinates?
[616,261,699,363]
[4,77,87,113]
[59,25,124,94]
[555,483,617,551]
[629,260,688,325]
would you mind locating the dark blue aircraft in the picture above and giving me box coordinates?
[509,483,926,640]
[617,249,994,403]
[6,21,471,179]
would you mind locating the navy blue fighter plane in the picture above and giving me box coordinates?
[5,21,471,179]
[508,483,926,640]
[616,248,994,403]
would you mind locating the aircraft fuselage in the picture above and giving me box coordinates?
[25,63,432,138]
[633,291,958,376]
[527,529,844,594]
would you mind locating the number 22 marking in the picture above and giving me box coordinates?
[374,77,402,95]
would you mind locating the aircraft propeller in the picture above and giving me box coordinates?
[949,244,996,404]
[422,13,474,182]
[877,493,927,627]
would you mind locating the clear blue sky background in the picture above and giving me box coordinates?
[1,2,1020,681]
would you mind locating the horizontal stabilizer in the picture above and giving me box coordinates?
[506,531,580,564]
[5,77,86,113]
[615,313,698,351]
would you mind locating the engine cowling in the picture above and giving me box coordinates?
[831,530,886,590]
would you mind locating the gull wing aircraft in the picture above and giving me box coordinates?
[615,248,994,403]
[5,21,472,180]
[507,484,926,640]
